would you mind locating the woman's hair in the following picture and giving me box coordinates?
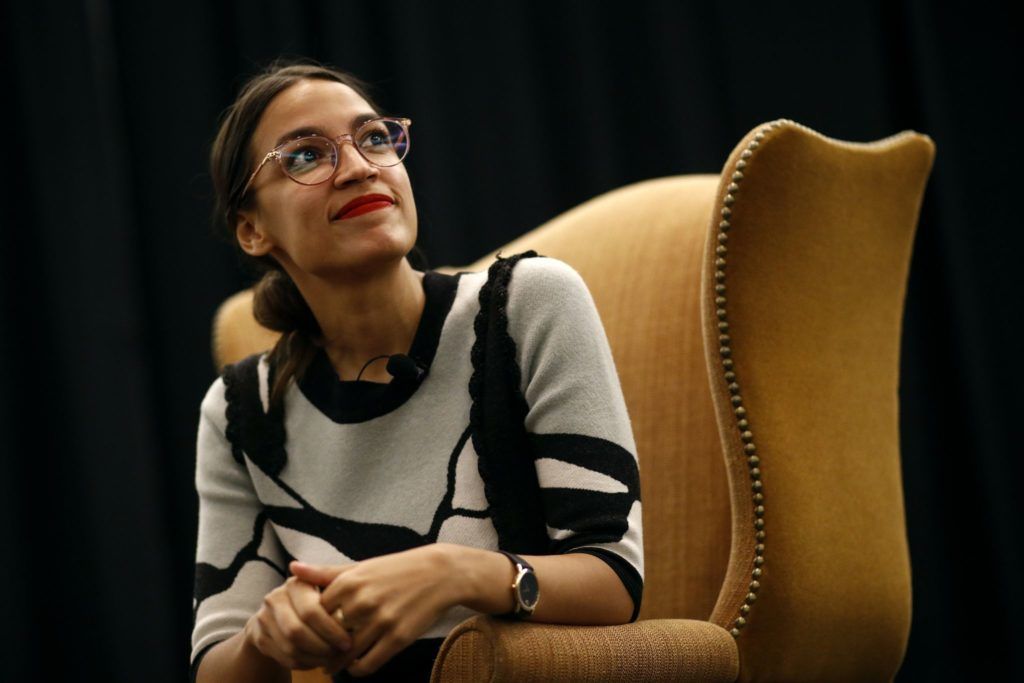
[209,57,426,404]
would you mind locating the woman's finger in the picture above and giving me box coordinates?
[257,609,325,670]
[248,615,291,668]
[329,614,389,674]
[266,589,336,663]
[286,577,353,653]
[316,570,359,613]
[289,560,351,588]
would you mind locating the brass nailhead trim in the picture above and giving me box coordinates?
[717,120,784,639]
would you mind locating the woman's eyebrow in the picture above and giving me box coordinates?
[351,112,379,127]
[272,113,380,148]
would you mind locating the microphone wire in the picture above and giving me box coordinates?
[355,355,391,382]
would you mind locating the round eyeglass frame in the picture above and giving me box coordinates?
[239,116,412,200]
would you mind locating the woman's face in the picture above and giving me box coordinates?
[237,78,418,279]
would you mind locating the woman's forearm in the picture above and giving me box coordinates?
[195,625,290,683]
[444,543,634,625]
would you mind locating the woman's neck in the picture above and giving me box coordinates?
[289,259,426,382]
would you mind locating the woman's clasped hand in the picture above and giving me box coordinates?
[244,543,470,677]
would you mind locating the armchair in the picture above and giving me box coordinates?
[212,120,934,681]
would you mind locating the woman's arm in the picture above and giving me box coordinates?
[450,544,635,625]
[195,628,289,683]
[505,257,646,619]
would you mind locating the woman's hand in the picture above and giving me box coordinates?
[289,544,466,677]
[242,574,354,672]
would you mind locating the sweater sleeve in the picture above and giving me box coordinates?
[189,376,289,679]
[505,256,645,621]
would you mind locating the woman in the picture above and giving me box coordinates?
[190,59,644,682]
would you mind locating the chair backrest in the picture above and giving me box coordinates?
[697,120,933,681]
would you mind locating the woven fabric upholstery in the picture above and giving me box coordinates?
[429,616,738,683]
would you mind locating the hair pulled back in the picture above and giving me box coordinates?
[209,58,395,403]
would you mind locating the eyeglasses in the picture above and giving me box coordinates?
[240,116,412,199]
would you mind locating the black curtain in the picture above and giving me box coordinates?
[1,1,1017,680]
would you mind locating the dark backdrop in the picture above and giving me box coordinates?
[1,1,1018,680]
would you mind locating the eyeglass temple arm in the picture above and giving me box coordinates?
[240,151,278,201]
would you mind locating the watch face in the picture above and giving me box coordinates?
[518,571,540,608]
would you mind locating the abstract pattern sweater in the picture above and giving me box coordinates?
[190,254,644,679]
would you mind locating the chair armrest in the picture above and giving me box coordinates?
[430,616,738,682]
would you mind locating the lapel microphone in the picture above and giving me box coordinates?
[385,353,427,382]
[356,353,427,382]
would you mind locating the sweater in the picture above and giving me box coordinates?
[189,254,644,680]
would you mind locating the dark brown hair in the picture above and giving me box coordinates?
[209,58,394,405]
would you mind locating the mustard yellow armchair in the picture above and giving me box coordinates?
[212,119,934,682]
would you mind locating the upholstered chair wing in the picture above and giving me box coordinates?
[211,119,934,682]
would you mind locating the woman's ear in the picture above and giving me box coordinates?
[236,211,274,257]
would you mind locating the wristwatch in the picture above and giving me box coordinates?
[498,550,540,618]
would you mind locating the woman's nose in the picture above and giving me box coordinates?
[332,141,378,187]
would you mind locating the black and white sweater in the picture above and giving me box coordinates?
[190,255,644,678]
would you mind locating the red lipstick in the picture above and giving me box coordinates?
[334,194,395,221]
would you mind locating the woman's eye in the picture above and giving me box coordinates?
[284,146,322,171]
[359,129,391,149]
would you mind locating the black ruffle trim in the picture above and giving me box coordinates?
[468,249,550,554]
[221,363,244,467]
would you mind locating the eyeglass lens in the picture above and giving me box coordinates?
[278,119,409,185]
